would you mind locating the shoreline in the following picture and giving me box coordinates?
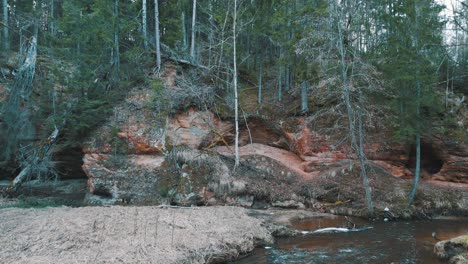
[1,201,468,263]
[0,205,272,264]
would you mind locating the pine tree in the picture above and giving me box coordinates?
[379,0,445,208]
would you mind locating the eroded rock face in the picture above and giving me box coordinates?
[432,138,468,184]
[82,153,166,203]
[167,108,232,149]
[83,88,165,156]
[81,78,468,212]
[81,85,234,204]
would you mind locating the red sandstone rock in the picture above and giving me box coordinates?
[285,126,333,159]
[431,137,468,184]
[214,143,315,179]
[366,142,410,164]
[167,108,232,149]
[372,161,413,178]
[82,154,111,194]
[81,82,468,205]
[117,131,163,155]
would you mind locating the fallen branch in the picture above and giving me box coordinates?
[203,130,231,151]
[301,226,373,235]
[323,199,351,207]
[9,126,59,192]
[154,205,200,210]
[160,43,209,70]
[166,57,210,71]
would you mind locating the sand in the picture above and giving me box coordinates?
[0,205,272,264]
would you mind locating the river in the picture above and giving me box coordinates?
[234,215,468,263]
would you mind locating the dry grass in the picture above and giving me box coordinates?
[0,206,272,264]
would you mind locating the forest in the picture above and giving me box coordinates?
[1,0,467,203]
[0,1,468,263]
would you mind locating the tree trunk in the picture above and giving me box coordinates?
[278,63,282,102]
[190,0,197,62]
[301,81,308,113]
[217,8,230,72]
[233,0,239,167]
[337,5,374,216]
[406,132,421,209]
[258,61,262,106]
[3,0,8,50]
[154,0,161,71]
[10,127,59,192]
[49,0,56,36]
[406,70,422,210]
[111,0,120,88]
[406,2,422,210]
[182,11,188,53]
[3,36,38,161]
[357,94,373,215]
[246,31,251,69]
[208,1,214,68]
[142,0,148,50]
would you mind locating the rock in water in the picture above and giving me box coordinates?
[434,234,468,264]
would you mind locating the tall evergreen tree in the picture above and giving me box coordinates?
[379,0,445,208]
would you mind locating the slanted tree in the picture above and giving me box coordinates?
[2,35,38,162]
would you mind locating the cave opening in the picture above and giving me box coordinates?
[54,147,88,179]
[406,142,444,176]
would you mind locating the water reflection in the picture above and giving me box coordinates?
[234,216,468,264]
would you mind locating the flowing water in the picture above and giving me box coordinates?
[234,215,468,264]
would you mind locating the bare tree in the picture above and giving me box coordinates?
[142,0,148,50]
[110,0,120,88]
[190,0,197,62]
[278,59,282,102]
[258,62,262,106]
[2,36,38,162]
[10,126,59,191]
[295,0,382,216]
[2,0,8,50]
[233,0,239,166]
[154,0,161,71]
[301,81,309,113]
[182,11,188,53]
[335,0,374,216]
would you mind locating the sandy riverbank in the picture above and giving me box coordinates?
[0,205,272,264]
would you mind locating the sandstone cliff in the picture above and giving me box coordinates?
[82,67,468,218]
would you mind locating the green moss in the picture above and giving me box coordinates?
[6,195,82,208]
[158,185,171,198]
[110,126,121,138]
[151,80,164,92]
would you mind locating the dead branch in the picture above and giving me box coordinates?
[203,130,232,151]
[9,126,59,192]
